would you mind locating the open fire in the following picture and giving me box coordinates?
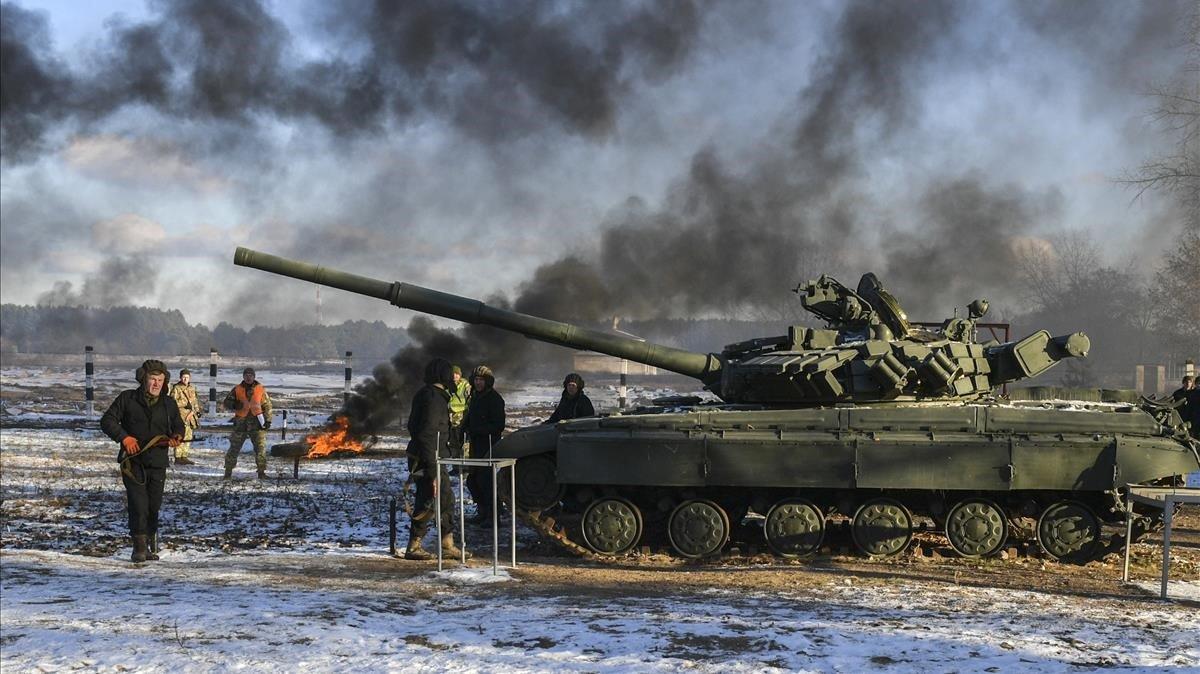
[303,415,366,458]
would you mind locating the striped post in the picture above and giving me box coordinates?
[619,358,628,411]
[344,351,353,404]
[208,348,219,416]
[84,346,94,418]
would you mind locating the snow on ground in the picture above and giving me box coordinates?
[4,547,1198,673]
[4,369,1200,672]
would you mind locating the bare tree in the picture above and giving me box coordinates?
[1151,228,1200,354]
[1120,9,1200,215]
[1012,230,1102,312]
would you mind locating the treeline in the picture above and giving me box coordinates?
[0,304,410,361]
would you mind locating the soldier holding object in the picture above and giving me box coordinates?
[223,367,273,480]
[100,359,184,563]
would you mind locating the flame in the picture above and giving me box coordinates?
[304,416,365,459]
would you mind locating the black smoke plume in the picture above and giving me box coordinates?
[0,0,707,161]
[36,255,158,309]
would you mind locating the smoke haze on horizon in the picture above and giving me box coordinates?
[1,0,1194,334]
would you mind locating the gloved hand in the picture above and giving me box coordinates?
[167,434,183,448]
[262,419,272,430]
[121,436,141,456]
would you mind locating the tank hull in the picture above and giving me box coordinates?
[496,402,1199,560]
[531,404,1196,491]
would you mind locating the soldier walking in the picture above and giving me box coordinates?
[100,359,184,562]
[169,368,202,465]
[223,367,273,480]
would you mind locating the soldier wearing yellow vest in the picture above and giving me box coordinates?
[448,365,470,458]
[223,367,273,479]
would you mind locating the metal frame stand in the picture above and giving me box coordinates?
[1122,485,1200,599]
[435,455,518,576]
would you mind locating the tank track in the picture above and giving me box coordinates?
[515,502,1169,564]
[516,508,595,559]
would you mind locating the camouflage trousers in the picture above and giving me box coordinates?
[176,425,195,460]
[225,424,267,471]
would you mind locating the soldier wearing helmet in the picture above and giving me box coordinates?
[463,365,506,523]
[544,372,595,424]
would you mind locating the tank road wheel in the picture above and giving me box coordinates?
[514,454,565,511]
[668,499,730,558]
[1036,500,1100,564]
[581,497,643,555]
[764,498,826,558]
[945,499,1008,558]
[851,498,913,557]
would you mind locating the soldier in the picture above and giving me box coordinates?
[169,368,202,465]
[448,365,470,459]
[1175,376,1197,439]
[404,358,470,561]
[544,372,595,424]
[223,367,273,480]
[463,365,505,524]
[100,359,184,563]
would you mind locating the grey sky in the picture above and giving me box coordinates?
[0,0,1190,328]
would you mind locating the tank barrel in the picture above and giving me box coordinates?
[233,247,721,382]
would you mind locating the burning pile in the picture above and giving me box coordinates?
[303,416,367,459]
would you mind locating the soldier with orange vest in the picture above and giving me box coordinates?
[223,367,273,479]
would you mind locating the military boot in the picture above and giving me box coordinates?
[405,526,433,561]
[256,466,267,480]
[441,533,472,560]
[144,533,160,561]
[131,535,148,563]
[224,466,233,480]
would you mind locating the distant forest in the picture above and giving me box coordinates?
[0,305,410,361]
[0,304,786,363]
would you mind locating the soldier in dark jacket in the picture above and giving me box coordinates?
[463,365,506,522]
[1173,376,1196,438]
[544,372,595,424]
[100,359,185,563]
[404,358,470,561]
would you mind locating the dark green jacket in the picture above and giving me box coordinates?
[101,388,185,468]
[407,384,451,468]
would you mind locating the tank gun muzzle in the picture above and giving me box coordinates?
[987,330,1091,385]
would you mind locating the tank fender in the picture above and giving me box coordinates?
[491,424,560,460]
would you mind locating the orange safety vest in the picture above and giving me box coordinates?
[233,382,265,418]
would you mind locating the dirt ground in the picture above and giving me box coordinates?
[259,506,1200,604]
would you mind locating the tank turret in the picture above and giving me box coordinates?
[233,247,1088,405]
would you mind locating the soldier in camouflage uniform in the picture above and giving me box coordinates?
[169,369,202,465]
[223,367,273,479]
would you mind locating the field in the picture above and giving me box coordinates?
[2,364,1198,673]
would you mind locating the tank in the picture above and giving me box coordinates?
[234,247,1200,563]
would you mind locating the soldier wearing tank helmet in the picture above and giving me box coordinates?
[544,372,595,424]
[100,359,185,563]
[463,364,506,523]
